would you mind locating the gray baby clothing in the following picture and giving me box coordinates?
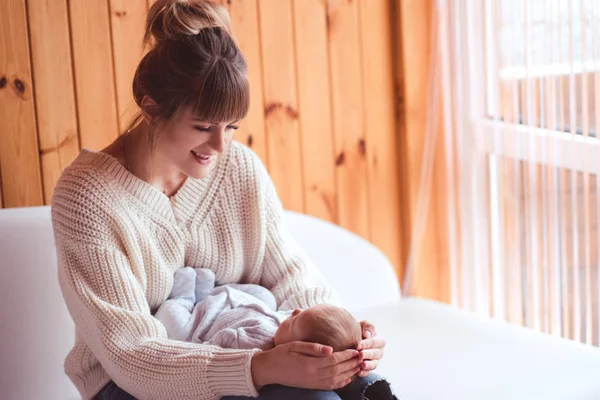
[154,267,289,350]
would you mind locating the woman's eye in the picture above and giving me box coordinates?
[228,125,239,131]
[194,126,211,132]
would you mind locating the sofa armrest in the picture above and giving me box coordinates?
[283,211,401,312]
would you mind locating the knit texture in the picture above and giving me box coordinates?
[51,141,339,400]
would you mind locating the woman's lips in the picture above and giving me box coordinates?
[191,150,213,165]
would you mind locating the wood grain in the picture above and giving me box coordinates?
[258,0,304,213]
[395,0,444,298]
[359,0,403,275]
[227,0,268,163]
[0,0,44,207]
[69,0,120,150]
[292,0,337,223]
[109,0,148,132]
[326,0,369,238]
[27,0,80,204]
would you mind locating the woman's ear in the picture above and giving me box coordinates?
[140,95,160,123]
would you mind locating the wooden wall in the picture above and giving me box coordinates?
[394,0,451,301]
[0,0,404,277]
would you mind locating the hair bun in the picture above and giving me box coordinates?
[144,0,231,46]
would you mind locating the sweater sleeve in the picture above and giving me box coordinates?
[52,202,260,399]
[250,151,341,311]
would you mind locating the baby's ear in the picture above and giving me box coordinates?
[292,308,302,317]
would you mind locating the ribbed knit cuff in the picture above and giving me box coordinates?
[205,348,261,398]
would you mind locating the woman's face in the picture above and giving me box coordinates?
[156,108,239,179]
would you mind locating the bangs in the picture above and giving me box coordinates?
[189,59,249,123]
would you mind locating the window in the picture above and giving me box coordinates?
[437,0,600,345]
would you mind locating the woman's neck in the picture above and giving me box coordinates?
[106,122,187,197]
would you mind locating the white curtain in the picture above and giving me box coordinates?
[410,0,600,346]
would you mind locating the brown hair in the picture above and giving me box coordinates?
[300,305,362,352]
[131,0,249,143]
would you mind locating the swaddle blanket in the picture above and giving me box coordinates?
[154,267,289,350]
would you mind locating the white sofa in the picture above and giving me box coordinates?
[0,206,599,400]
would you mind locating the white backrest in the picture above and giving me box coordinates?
[0,206,79,400]
[282,211,401,312]
[0,206,400,400]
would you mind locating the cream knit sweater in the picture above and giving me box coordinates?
[51,141,339,400]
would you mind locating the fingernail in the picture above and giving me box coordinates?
[365,330,372,338]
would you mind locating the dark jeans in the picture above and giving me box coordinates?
[94,373,396,400]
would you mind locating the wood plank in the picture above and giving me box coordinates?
[292,0,337,223]
[0,157,3,208]
[0,0,44,207]
[227,0,268,164]
[358,0,403,275]
[396,0,447,298]
[257,0,304,212]
[108,0,148,133]
[392,0,411,289]
[326,0,369,238]
[27,0,80,204]
[69,0,119,150]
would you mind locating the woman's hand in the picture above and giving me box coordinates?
[356,320,386,377]
[251,341,361,391]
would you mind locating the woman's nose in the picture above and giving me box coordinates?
[208,128,226,153]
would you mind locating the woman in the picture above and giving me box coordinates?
[51,1,387,399]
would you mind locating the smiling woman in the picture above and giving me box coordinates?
[48,1,389,400]
[99,0,249,195]
[112,108,241,196]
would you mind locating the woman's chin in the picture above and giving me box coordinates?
[185,155,217,179]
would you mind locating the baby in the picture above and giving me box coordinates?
[154,267,397,400]
[153,267,362,352]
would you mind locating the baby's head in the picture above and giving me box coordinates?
[274,304,362,352]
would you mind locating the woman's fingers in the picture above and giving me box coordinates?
[288,341,333,357]
[267,342,363,391]
[360,320,377,338]
[359,359,379,371]
[359,347,384,362]
[318,354,362,378]
[315,348,359,369]
[356,337,386,351]
[357,369,370,378]
[355,335,386,374]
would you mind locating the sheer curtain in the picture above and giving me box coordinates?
[410,0,600,346]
